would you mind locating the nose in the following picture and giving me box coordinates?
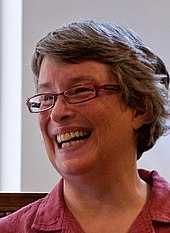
[50,95,75,123]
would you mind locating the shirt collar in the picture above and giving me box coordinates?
[138,169,170,223]
[31,179,67,231]
[32,170,170,231]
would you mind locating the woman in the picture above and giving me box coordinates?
[0,20,169,233]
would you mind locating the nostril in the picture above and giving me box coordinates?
[60,115,70,122]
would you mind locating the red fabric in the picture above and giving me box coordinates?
[0,169,169,232]
[127,169,170,232]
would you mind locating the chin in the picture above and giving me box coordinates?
[53,159,94,178]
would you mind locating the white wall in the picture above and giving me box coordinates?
[0,0,2,190]
[0,0,22,191]
[2,0,170,191]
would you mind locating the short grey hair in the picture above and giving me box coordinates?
[31,20,169,159]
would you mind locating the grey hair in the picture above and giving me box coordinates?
[31,20,169,159]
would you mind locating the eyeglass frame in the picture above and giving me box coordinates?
[26,82,121,113]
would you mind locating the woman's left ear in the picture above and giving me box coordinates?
[132,109,149,130]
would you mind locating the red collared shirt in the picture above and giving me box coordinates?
[0,169,170,232]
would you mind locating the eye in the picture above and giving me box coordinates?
[74,86,93,94]
[41,94,54,106]
[64,84,96,103]
[43,95,53,101]
[68,86,95,101]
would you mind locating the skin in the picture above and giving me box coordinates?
[38,57,151,233]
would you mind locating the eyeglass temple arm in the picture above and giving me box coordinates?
[99,84,120,90]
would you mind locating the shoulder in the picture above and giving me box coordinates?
[138,169,170,193]
[149,170,170,223]
[139,169,170,229]
[0,179,64,233]
[0,198,43,233]
[139,169,170,210]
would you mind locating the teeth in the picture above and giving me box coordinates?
[61,139,84,148]
[56,130,90,144]
[75,131,80,137]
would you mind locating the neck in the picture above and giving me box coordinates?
[62,155,152,233]
[63,165,151,216]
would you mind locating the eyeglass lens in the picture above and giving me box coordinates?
[28,84,97,113]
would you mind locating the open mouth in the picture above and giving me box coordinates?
[56,130,91,148]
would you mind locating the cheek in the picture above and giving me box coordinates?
[94,100,134,138]
[38,114,55,158]
[89,100,115,128]
[38,113,50,136]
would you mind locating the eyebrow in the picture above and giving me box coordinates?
[66,75,99,85]
[37,82,52,91]
[37,75,99,92]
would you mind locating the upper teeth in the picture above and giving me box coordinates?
[57,130,89,143]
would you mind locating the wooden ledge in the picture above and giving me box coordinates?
[0,192,48,218]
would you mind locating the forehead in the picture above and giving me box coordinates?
[37,57,113,91]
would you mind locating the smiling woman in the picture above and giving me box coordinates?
[0,19,170,233]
